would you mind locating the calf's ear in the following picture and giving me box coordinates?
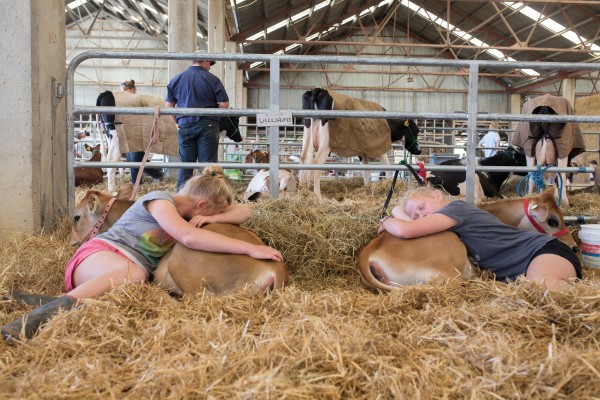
[540,186,555,200]
[88,194,102,214]
[528,201,549,222]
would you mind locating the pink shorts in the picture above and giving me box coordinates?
[64,239,134,291]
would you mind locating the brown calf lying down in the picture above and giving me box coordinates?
[74,144,103,186]
[359,187,576,291]
[71,187,288,295]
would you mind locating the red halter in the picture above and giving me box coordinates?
[523,197,569,238]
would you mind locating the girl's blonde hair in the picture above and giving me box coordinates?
[489,121,500,130]
[398,186,446,211]
[179,166,234,209]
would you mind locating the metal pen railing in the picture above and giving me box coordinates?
[66,50,600,210]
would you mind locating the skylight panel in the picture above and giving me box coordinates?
[314,0,332,12]
[291,9,311,22]
[401,0,539,76]
[67,0,89,9]
[247,31,264,41]
[139,3,158,15]
[267,20,287,34]
[503,2,600,56]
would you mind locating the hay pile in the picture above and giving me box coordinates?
[2,177,600,399]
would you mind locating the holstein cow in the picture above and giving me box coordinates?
[512,94,586,207]
[358,186,576,291]
[96,91,242,191]
[71,189,288,295]
[300,87,420,195]
[243,150,297,201]
[426,146,527,202]
[74,144,104,186]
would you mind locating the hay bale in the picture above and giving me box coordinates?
[2,178,600,398]
[573,94,600,185]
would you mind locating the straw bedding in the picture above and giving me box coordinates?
[2,175,600,399]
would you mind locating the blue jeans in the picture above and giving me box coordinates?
[177,119,220,191]
[125,152,164,183]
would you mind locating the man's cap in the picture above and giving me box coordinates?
[194,49,216,65]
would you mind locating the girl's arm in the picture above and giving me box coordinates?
[390,206,413,221]
[380,213,458,239]
[148,200,283,261]
[189,205,251,228]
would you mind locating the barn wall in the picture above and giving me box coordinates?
[67,19,169,106]
[246,32,509,116]
[0,0,66,240]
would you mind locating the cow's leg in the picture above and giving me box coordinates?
[299,122,314,185]
[378,153,392,181]
[526,155,536,195]
[105,130,122,192]
[557,157,569,207]
[153,257,184,296]
[312,122,330,196]
[473,174,486,204]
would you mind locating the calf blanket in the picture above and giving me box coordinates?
[512,94,585,160]
[325,90,391,159]
[113,91,179,156]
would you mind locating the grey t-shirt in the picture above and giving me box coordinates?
[97,191,177,272]
[435,200,553,281]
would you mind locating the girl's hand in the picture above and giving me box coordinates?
[189,215,214,228]
[247,245,283,262]
[377,216,389,235]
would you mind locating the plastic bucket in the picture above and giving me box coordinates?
[579,224,600,269]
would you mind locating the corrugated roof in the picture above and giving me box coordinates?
[65,0,600,91]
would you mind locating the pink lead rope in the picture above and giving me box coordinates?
[130,106,161,200]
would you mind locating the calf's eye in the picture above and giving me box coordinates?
[548,218,559,228]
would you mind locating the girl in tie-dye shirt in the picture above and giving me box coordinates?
[1,166,283,342]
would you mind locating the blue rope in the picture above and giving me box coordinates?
[517,164,563,206]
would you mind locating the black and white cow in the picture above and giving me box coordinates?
[300,87,421,195]
[426,146,527,201]
[219,115,242,142]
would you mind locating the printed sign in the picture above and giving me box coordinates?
[256,111,293,127]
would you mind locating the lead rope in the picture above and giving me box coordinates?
[130,106,160,201]
[517,164,564,206]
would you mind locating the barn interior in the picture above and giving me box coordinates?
[2,1,600,398]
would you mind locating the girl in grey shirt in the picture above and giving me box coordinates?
[378,186,581,289]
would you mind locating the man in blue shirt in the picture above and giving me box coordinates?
[165,50,230,190]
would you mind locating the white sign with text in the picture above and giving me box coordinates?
[256,111,294,127]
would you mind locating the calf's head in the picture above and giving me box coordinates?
[71,185,134,245]
[525,186,577,251]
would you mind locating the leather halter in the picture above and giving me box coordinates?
[71,197,117,243]
[523,197,569,238]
